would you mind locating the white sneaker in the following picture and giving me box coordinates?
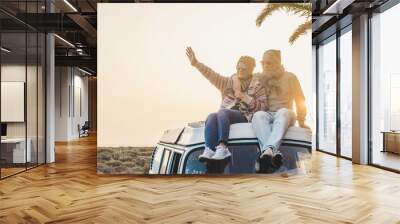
[211,145,232,160]
[199,147,215,162]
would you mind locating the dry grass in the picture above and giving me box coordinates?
[97,147,153,174]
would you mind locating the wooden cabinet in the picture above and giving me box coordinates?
[382,132,400,154]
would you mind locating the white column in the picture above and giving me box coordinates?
[46,32,55,163]
[312,45,317,151]
[45,0,56,163]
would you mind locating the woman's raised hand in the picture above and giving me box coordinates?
[186,47,198,66]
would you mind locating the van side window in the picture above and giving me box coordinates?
[184,148,207,174]
[150,147,163,173]
[171,153,182,174]
[159,149,171,174]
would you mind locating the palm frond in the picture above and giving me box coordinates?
[256,4,282,27]
[283,4,312,19]
[288,20,312,45]
[256,3,311,27]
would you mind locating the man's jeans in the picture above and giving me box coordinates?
[251,108,296,152]
[205,108,248,151]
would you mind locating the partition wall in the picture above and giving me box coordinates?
[0,1,47,179]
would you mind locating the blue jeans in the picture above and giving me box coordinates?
[205,108,248,151]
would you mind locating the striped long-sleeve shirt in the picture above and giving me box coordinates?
[193,62,267,121]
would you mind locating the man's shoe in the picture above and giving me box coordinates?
[258,156,275,174]
[260,147,273,160]
[211,145,232,160]
[271,148,283,168]
[199,147,215,162]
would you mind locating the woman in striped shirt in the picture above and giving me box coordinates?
[186,47,267,163]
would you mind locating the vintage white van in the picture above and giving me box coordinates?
[149,122,312,175]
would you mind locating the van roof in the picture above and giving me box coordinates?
[159,122,312,147]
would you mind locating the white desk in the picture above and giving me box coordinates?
[1,138,32,163]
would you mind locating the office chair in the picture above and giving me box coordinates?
[79,121,90,138]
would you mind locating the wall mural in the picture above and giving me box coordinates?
[97,3,313,175]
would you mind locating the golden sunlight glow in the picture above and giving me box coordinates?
[98,3,312,147]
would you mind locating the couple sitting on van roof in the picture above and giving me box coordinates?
[186,47,309,170]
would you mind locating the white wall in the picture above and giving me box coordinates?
[72,73,89,138]
[55,67,89,141]
[1,64,46,163]
[55,67,69,141]
[1,65,40,138]
[1,65,26,139]
[98,3,312,147]
[1,82,24,123]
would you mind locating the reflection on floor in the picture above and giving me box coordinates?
[0,163,43,178]
[0,167,25,177]
[1,135,400,223]
[373,150,400,171]
[341,147,352,159]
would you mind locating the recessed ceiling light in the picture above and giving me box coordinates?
[323,0,355,15]
[78,67,93,76]
[54,34,75,48]
[63,0,78,12]
[1,47,11,53]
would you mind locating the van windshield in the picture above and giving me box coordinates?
[184,148,207,174]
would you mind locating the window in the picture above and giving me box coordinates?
[159,149,171,174]
[171,152,182,174]
[390,74,400,130]
[183,145,260,174]
[371,3,400,171]
[317,35,337,154]
[184,148,207,174]
[227,145,259,174]
[149,147,163,174]
[339,27,352,158]
[0,1,47,179]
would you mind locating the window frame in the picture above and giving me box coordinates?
[315,24,353,161]
[368,1,400,173]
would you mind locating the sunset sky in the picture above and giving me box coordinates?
[98,3,312,147]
